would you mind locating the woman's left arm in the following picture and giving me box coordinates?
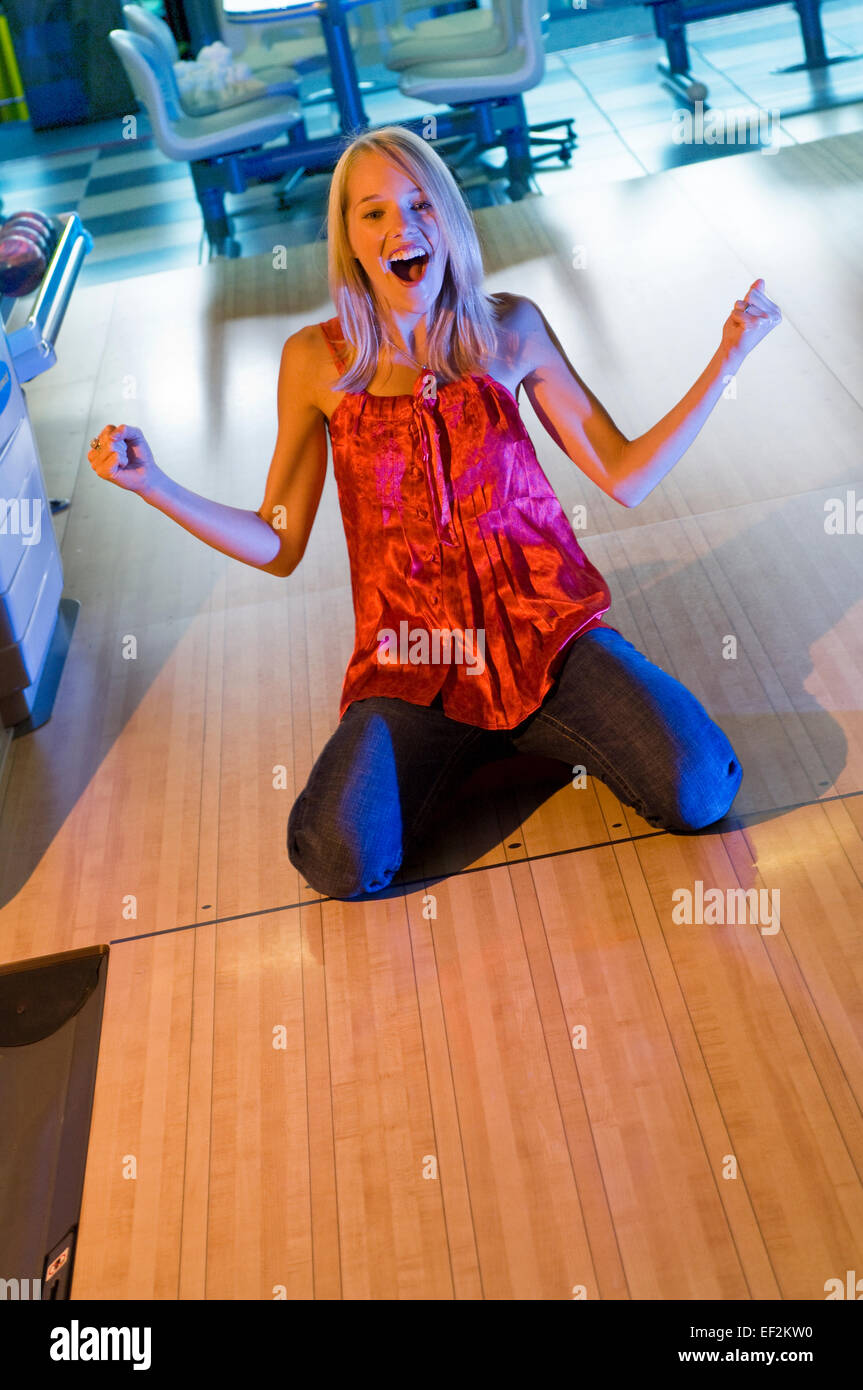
[516,280,781,507]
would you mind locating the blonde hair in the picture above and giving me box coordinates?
[325,125,501,390]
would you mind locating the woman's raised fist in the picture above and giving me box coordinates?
[721,278,782,360]
[87,424,163,497]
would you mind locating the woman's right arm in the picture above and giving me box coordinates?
[88,327,328,578]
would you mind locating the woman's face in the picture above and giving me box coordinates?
[345,150,446,323]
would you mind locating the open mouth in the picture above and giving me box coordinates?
[387,251,430,284]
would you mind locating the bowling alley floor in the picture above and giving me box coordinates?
[0,118,862,1297]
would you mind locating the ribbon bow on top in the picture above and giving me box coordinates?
[411,370,456,544]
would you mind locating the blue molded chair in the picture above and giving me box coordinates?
[394,0,576,190]
[108,28,304,253]
[122,3,300,102]
[385,0,512,70]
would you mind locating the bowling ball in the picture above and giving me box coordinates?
[3,214,55,257]
[0,231,47,296]
[2,207,54,234]
[2,222,48,260]
[2,219,54,264]
[2,210,61,260]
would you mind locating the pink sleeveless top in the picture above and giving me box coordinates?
[320,316,614,731]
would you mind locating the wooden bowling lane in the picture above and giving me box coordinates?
[72,789,863,1299]
[4,275,863,950]
[73,881,601,1300]
[0,569,219,966]
[514,796,863,1300]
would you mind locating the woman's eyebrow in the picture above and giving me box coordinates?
[355,187,423,206]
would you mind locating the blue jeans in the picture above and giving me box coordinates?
[287,627,743,900]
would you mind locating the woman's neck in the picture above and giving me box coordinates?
[381,308,430,366]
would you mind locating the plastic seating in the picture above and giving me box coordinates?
[385,0,511,70]
[395,0,576,186]
[121,4,300,100]
[108,28,303,252]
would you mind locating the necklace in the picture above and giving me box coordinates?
[379,334,438,405]
[382,333,430,375]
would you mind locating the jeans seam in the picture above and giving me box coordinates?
[526,710,652,817]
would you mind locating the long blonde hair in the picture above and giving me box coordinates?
[325,125,501,390]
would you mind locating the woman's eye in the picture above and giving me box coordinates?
[361,201,431,219]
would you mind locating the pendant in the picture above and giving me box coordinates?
[420,369,438,404]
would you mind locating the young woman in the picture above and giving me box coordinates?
[88,125,781,900]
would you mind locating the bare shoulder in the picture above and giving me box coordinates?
[282,322,332,375]
[490,291,540,328]
[279,323,332,417]
[487,292,553,386]
[494,289,549,327]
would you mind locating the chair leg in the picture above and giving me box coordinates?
[503,126,533,199]
[190,161,238,256]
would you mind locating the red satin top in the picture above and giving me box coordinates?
[320,316,614,731]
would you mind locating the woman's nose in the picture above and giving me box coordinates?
[389,209,416,238]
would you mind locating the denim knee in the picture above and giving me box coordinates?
[659,750,743,832]
[287,792,401,899]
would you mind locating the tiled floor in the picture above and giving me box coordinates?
[1,1,862,287]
